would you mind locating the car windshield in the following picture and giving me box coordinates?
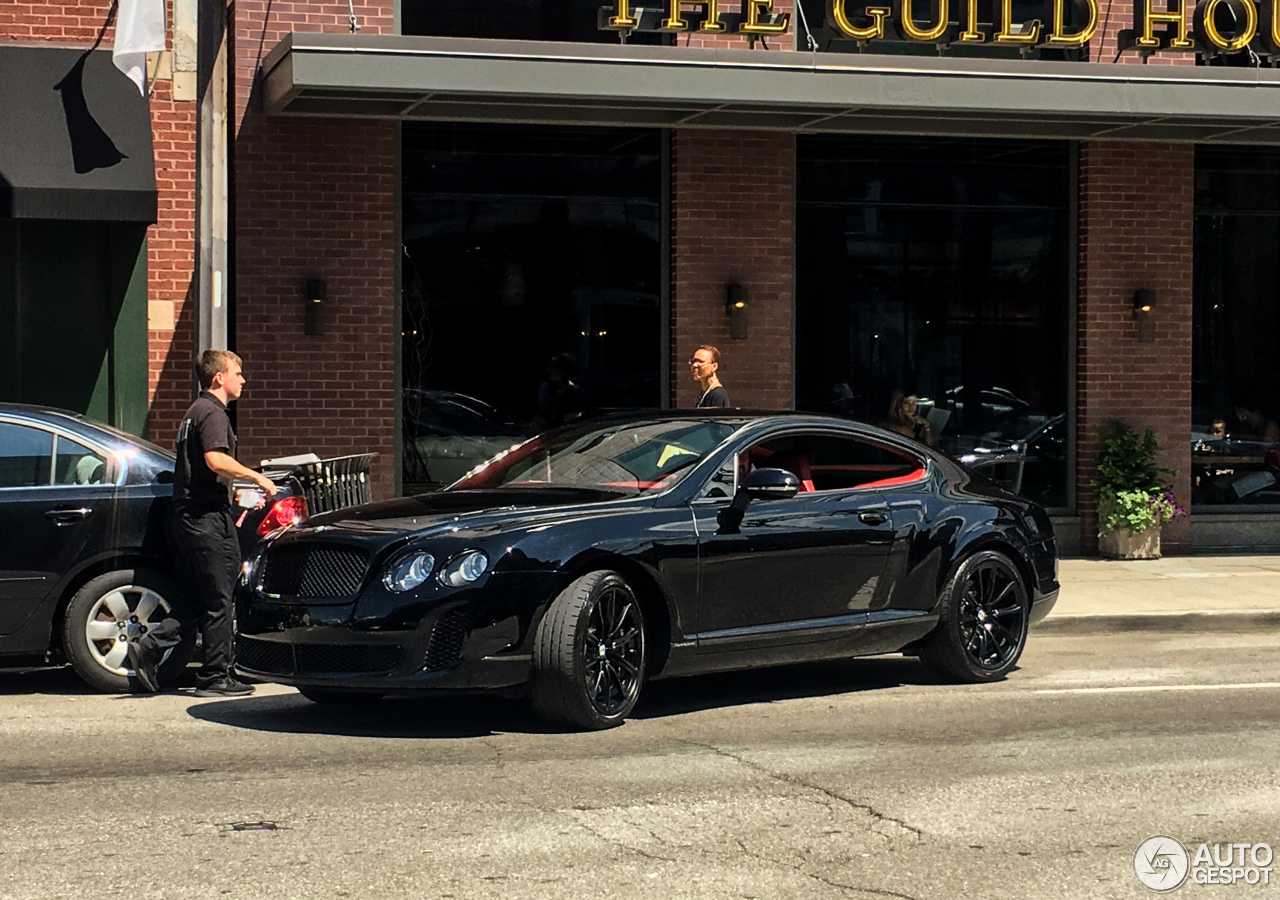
[448,418,741,495]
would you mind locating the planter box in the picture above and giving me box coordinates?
[1098,525,1162,559]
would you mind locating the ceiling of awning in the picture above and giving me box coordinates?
[262,34,1280,144]
[0,46,157,222]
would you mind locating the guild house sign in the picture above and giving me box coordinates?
[599,0,1278,59]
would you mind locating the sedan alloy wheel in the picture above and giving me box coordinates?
[62,568,196,693]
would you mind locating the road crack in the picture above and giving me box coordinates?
[562,813,680,863]
[676,739,925,844]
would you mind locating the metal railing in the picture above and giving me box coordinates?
[289,454,375,515]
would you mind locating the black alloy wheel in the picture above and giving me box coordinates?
[531,570,647,730]
[919,550,1030,683]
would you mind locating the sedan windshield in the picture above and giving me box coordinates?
[449,418,741,495]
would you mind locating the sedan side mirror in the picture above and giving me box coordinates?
[743,467,801,500]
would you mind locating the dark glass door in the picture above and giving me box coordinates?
[795,136,1071,509]
[401,124,663,492]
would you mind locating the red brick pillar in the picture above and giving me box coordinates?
[1076,142,1193,555]
[670,130,794,409]
[145,77,197,446]
[230,2,398,498]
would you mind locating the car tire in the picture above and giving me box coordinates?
[297,687,384,705]
[62,569,196,693]
[919,549,1030,684]
[530,570,647,730]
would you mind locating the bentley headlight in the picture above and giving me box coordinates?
[383,551,436,592]
[439,550,489,588]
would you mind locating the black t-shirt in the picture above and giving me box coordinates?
[697,386,731,408]
[174,393,236,506]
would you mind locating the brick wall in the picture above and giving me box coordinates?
[1084,0,1198,65]
[670,130,794,410]
[1076,141,1194,554]
[1,2,197,447]
[144,73,196,446]
[679,0,793,48]
[230,1,398,497]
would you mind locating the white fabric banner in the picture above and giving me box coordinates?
[113,0,167,97]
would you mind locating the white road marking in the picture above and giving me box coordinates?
[1032,682,1280,695]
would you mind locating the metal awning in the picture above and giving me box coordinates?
[262,33,1280,144]
[0,45,157,222]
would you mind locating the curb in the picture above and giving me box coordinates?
[1039,609,1280,635]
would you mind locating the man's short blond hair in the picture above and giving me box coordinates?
[196,349,242,390]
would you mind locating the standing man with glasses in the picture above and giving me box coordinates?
[690,345,731,408]
[128,349,276,696]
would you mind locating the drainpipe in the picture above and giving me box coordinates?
[194,0,229,355]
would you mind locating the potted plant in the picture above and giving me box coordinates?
[1093,421,1187,559]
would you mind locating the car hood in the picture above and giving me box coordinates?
[299,486,643,537]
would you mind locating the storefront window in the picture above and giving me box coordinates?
[1192,147,1280,507]
[402,0,669,44]
[401,124,662,491]
[796,136,1071,509]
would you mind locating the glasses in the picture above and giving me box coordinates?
[688,358,713,368]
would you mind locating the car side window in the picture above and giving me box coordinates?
[744,433,925,493]
[697,456,737,500]
[0,423,54,488]
[54,437,108,486]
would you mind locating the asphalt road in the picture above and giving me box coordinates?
[1,627,1278,900]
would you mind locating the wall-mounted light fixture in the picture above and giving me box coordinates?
[305,279,326,336]
[1133,288,1155,343]
[726,284,748,340]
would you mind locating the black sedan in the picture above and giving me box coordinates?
[237,412,1059,729]
[0,404,312,691]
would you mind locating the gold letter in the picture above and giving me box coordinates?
[1134,0,1194,48]
[958,0,986,41]
[1195,0,1257,48]
[663,0,725,31]
[742,0,791,33]
[995,0,1042,41]
[1044,0,1099,44]
[893,0,951,41]
[608,0,638,28]
[830,0,891,38]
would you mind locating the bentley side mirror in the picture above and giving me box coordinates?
[715,467,800,535]
[743,467,801,500]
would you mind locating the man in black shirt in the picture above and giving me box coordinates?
[691,344,731,408]
[128,349,276,696]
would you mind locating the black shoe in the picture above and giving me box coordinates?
[126,642,160,693]
[194,678,255,698]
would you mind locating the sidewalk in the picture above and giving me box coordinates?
[1041,555,1280,634]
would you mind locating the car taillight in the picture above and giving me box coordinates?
[257,495,309,536]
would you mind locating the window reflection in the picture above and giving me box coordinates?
[401,124,662,492]
[795,136,1070,508]
[1192,147,1280,506]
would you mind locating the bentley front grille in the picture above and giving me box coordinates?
[260,544,369,598]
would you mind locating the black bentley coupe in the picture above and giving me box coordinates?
[237,412,1059,729]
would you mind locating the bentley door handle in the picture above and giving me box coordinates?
[45,507,92,525]
[858,511,888,525]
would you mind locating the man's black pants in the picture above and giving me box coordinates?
[140,505,240,683]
